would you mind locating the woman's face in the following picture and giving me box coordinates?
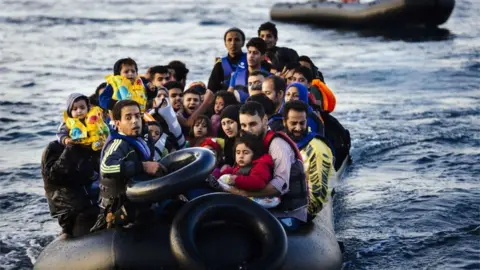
[285,86,300,102]
[221,118,238,138]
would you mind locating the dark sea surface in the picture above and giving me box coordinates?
[0,0,479,269]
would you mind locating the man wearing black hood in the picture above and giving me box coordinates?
[207,27,247,92]
[258,22,299,71]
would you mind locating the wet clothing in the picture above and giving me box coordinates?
[266,46,299,71]
[41,141,100,237]
[221,154,274,191]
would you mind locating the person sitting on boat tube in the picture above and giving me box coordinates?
[283,100,335,220]
[207,27,247,93]
[258,22,299,72]
[218,133,280,209]
[56,93,110,151]
[292,66,336,113]
[99,57,157,115]
[227,101,308,231]
[90,100,167,231]
[298,55,325,84]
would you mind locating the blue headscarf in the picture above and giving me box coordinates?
[286,83,309,105]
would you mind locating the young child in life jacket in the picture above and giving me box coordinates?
[211,90,239,136]
[218,133,280,208]
[99,57,157,116]
[199,137,224,179]
[188,115,213,147]
[56,93,110,151]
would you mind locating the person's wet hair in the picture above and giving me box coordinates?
[257,22,278,39]
[239,101,266,119]
[164,81,185,91]
[293,66,314,83]
[282,100,309,119]
[149,65,170,77]
[264,75,286,95]
[246,38,267,55]
[234,132,267,161]
[113,58,138,76]
[112,100,140,121]
[168,61,189,83]
[246,93,276,116]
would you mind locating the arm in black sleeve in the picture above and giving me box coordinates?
[207,61,224,93]
[100,139,144,179]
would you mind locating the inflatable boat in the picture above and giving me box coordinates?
[34,148,350,270]
[270,0,455,28]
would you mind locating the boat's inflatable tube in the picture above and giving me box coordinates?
[170,193,287,270]
[126,147,216,203]
[270,0,455,28]
[34,192,342,269]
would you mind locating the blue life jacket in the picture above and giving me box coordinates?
[101,130,151,162]
[221,52,247,86]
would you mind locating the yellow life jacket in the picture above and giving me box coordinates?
[300,137,335,217]
[63,106,110,151]
[105,75,147,113]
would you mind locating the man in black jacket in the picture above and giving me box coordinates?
[41,142,100,237]
[258,22,299,71]
[92,100,164,231]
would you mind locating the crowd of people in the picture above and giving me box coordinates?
[41,22,351,238]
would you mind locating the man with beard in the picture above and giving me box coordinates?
[91,100,166,231]
[282,100,335,220]
[262,75,286,131]
[258,22,299,71]
[208,27,247,92]
[236,101,308,231]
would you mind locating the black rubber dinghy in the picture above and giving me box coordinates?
[34,149,350,269]
[270,0,455,28]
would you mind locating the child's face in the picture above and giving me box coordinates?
[148,125,161,142]
[214,96,225,115]
[193,120,208,138]
[183,93,200,115]
[120,64,137,83]
[235,143,253,167]
[71,99,88,119]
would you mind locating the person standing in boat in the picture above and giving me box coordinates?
[258,22,299,71]
[91,100,166,231]
[282,100,335,220]
[207,27,247,92]
[232,101,308,231]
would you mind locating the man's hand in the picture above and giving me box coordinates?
[142,161,161,176]
[229,186,247,197]
[64,138,74,145]
[203,89,215,104]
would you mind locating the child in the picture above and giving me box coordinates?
[218,133,280,208]
[99,58,157,114]
[199,137,224,179]
[211,90,238,136]
[188,115,213,147]
[147,121,169,161]
[57,93,110,151]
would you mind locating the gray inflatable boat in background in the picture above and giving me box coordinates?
[270,0,455,28]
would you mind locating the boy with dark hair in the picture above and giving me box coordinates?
[149,65,171,88]
[258,22,299,71]
[227,38,272,98]
[168,60,189,86]
[293,66,337,114]
[99,58,157,114]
